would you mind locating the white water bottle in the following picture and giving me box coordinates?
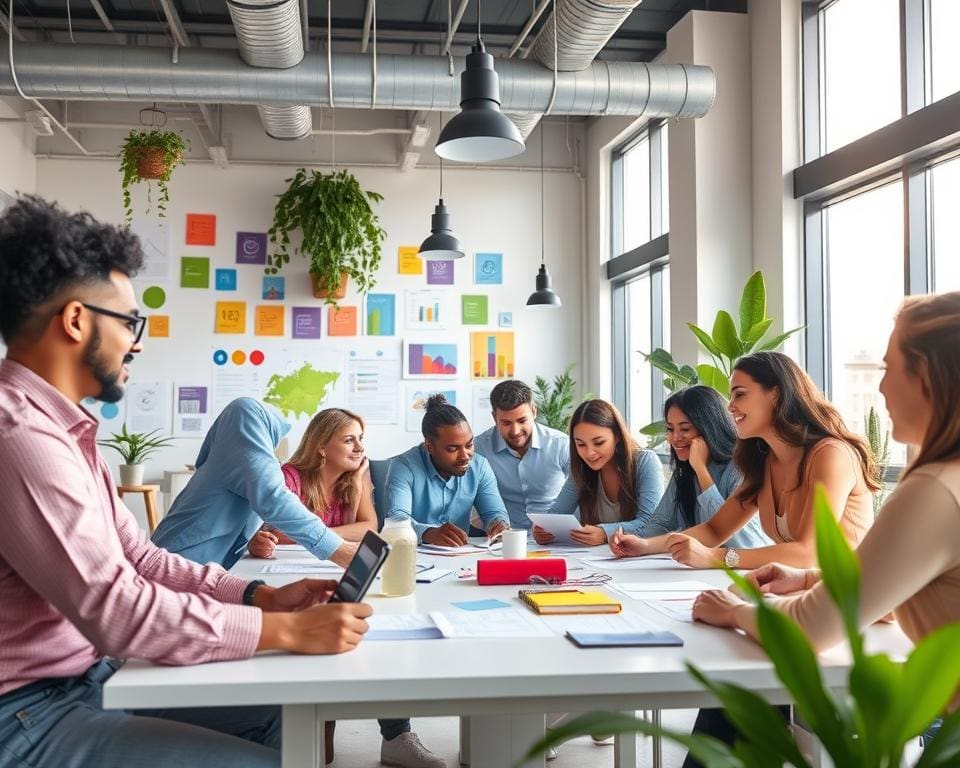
[380,517,418,597]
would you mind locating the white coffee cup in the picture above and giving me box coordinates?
[490,529,527,560]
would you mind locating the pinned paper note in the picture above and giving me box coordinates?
[255,305,285,336]
[365,293,396,336]
[427,260,454,285]
[215,269,237,291]
[148,315,169,338]
[328,305,358,336]
[398,245,424,275]
[181,257,210,289]
[461,295,489,325]
[236,232,267,264]
[470,331,515,379]
[474,252,502,284]
[262,276,285,300]
[291,307,322,339]
[215,301,246,334]
[185,213,216,245]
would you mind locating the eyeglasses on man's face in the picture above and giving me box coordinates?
[80,303,146,344]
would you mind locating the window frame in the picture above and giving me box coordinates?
[798,0,960,478]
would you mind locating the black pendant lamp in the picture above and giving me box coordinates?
[435,0,524,163]
[419,157,465,260]
[527,123,561,308]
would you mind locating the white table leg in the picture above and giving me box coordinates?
[467,713,546,768]
[281,704,322,768]
[459,717,470,766]
[614,710,638,768]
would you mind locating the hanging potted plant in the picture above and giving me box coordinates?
[266,168,387,303]
[119,128,189,222]
[98,424,175,486]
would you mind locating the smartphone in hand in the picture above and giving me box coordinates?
[328,530,391,603]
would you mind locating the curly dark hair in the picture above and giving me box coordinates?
[0,196,144,342]
[489,379,534,413]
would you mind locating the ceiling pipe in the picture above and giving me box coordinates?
[0,43,716,119]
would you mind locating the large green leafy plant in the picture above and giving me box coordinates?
[523,485,960,767]
[119,129,189,222]
[98,424,174,465]
[266,168,386,303]
[640,271,802,445]
[534,364,590,432]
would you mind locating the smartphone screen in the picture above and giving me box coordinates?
[329,530,391,603]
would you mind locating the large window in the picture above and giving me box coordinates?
[609,121,670,437]
[800,0,960,473]
[820,0,901,152]
[931,155,960,292]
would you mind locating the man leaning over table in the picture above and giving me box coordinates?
[376,393,509,768]
[0,196,371,768]
[474,378,570,531]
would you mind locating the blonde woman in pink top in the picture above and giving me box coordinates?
[249,408,376,558]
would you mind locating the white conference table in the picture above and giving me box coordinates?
[103,544,912,768]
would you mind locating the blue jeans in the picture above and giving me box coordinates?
[379,718,411,741]
[0,660,280,768]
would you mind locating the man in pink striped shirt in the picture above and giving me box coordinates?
[0,197,371,768]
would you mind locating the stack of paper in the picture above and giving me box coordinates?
[417,543,489,557]
[260,559,343,575]
[609,580,713,601]
[577,554,692,571]
[364,608,553,641]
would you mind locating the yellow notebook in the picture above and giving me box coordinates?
[518,589,622,615]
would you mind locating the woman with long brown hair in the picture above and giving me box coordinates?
[533,399,663,546]
[248,407,376,558]
[609,351,878,568]
[692,293,960,763]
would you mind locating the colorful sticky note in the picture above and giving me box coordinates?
[474,252,503,284]
[185,213,216,246]
[398,245,424,275]
[148,315,169,338]
[365,293,396,336]
[236,232,267,264]
[328,305,358,337]
[255,305,285,336]
[291,307,322,339]
[215,301,246,334]
[262,276,285,300]
[215,269,237,291]
[462,294,489,325]
[181,257,210,289]
[142,286,166,309]
[427,260,454,285]
[498,311,513,328]
[470,331,515,379]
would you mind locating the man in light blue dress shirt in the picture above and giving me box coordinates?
[384,393,510,544]
[474,380,570,530]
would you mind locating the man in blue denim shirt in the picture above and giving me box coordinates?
[474,379,570,530]
[384,394,510,545]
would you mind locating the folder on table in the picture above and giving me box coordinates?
[518,589,622,615]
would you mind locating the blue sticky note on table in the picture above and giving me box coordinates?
[452,599,512,612]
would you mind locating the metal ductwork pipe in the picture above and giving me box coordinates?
[226,0,312,140]
[0,44,715,119]
[507,0,643,139]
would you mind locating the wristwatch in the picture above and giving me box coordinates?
[723,548,740,568]
[242,579,266,606]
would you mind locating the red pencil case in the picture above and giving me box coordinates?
[476,558,567,586]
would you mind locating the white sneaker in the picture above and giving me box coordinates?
[381,732,448,768]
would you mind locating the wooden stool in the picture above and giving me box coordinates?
[117,484,161,532]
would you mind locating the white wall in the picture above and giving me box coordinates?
[34,130,584,524]
[0,97,36,198]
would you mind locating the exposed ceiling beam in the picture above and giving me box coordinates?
[156,0,190,48]
[87,0,114,32]
[508,0,549,58]
[443,0,470,56]
[300,0,309,51]
[361,0,373,52]
[0,13,27,42]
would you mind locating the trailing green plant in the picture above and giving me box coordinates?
[98,424,174,465]
[118,129,189,222]
[533,364,590,432]
[266,168,386,303]
[522,484,960,768]
[865,406,892,516]
[639,271,803,446]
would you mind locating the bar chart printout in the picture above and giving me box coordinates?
[405,289,449,330]
[366,294,396,336]
[470,332,515,379]
[404,341,459,378]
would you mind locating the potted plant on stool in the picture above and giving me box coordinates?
[266,168,387,304]
[98,424,174,486]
